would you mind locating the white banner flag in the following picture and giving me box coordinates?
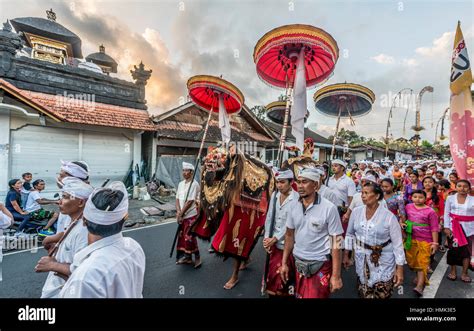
[218,93,231,144]
[291,48,307,152]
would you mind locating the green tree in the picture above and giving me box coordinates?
[250,105,267,121]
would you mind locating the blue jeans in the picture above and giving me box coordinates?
[12,211,32,232]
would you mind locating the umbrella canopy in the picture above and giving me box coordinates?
[253,24,339,89]
[313,83,375,118]
[187,75,244,114]
[265,100,309,125]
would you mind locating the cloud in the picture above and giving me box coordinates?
[53,0,185,114]
[307,122,336,138]
[401,58,419,67]
[169,2,271,107]
[370,53,395,64]
[415,31,454,57]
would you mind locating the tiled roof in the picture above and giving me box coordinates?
[0,78,155,131]
[155,119,274,145]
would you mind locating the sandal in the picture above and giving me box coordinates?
[446,273,457,281]
[176,258,193,265]
[223,279,239,290]
[461,275,472,283]
[413,287,423,297]
[194,259,202,269]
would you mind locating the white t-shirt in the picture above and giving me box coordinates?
[56,213,72,233]
[25,191,42,213]
[286,195,344,261]
[319,185,339,206]
[328,174,357,207]
[176,180,200,219]
[264,190,299,250]
[442,168,452,177]
[59,233,145,298]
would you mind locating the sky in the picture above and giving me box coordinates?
[1,0,473,143]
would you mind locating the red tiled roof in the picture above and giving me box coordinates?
[155,120,274,143]
[0,78,156,131]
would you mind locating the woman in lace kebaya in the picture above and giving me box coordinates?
[343,182,405,299]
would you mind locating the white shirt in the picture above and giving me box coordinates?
[378,171,393,181]
[349,193,387,211]
[444,194,474,237]
[345,205,405,287]
[176,180,200,218]
[56,213,72,233]
[319,185,339,206]
[286,195,343,261]
[41,218,89,298]
[264,190,299,250]
[24,191,42,213]
[59,233,145,298]
[442,167,452,177]
[328,174,356,207]
[0,211,12,270]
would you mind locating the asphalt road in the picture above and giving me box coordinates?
[0,222,472,298]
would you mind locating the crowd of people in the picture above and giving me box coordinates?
[1,161,145,298]
[261,158,473,299]
[0,156,472,299]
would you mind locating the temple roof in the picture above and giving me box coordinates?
[85,45,118,73]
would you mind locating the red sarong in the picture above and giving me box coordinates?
[176,215,199,255]
[192,211,213,241]
[265,247,295,296]
[211,204,266,260]
[295,260,332,299]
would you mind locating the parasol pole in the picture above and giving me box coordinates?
[262,69,294,295]
[169,98,215,259]
[276,73,294,168]
[330,99,344,160]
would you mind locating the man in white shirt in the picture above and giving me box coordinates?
[263,169,299,297]
[24,179,59,235]
[42,161,91,250]
[317,167,338,206]
[175,162,201,267]
[328,159,356,235]
[34,177,93,298]
[59,181,146,298]
[280,168,344,298]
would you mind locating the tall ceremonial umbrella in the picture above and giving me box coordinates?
[254,24,338,294]
[313,82,375,159]
[265,100,309,125]
[169,75,244,258]
[254,24,339,163]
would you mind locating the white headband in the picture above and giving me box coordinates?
[332,159,346,168]
[61,177,94,200]
[83,181,128,225]
[182,162,195,171]
[275,169,294,180]
[361,174,377,184]
[298,168,321,182]
[61,160,89,180]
